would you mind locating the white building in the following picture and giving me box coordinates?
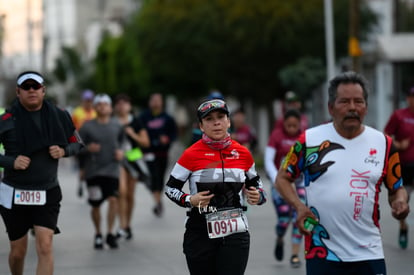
[362,0,414,130]
[42,0,139,71]
[42,0,139,105]
[0,0,139,106]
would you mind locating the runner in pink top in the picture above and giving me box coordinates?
[265,109,305,268]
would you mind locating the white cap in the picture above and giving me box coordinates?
[17,72,44,86]
[93,94,112,105]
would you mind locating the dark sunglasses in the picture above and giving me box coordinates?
[19,82,43,91]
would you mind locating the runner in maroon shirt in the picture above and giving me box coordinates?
[230,108,257,151]
[274,91,309,132]
[384,87,414,249]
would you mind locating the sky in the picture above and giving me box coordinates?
[0,0,42,56]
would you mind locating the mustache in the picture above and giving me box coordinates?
[344,113,360,121]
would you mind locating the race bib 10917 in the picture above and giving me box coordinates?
[205,208,248,239]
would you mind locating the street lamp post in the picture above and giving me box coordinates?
[324,0,335,120]
[27,0,34,66]
[349,0,362,72]
[324,0,335,81]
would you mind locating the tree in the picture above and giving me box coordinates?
[278,56,326,101]
[53,46,83,84]
[93,0,377,105]
[52,46,93,102]
[93,30,150,104]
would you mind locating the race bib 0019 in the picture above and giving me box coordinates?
[14,189,46,205]
[205,208,248,239]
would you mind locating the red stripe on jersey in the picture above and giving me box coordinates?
[177,140,254,172]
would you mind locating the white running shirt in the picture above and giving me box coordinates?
[283,122,402,262]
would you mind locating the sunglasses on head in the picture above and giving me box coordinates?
[19,82,43,91]
[198,100,226,112]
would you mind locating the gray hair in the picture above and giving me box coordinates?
[328,71,369,106]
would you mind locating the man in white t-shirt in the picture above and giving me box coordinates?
[275,71,410,275]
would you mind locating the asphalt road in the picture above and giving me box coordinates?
[0,144,414,274]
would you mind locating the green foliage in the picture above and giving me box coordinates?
[94,33,121,95]
[53,46,83,83]
[133,0,323,102]
[91,0,378,104]
[52,46,94,94]
[279,56,326,100]
[93,29,150,104]
[395,0,414,32]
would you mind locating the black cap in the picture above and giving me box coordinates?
[197,99,229,120]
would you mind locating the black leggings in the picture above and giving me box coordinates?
[146,156,168,192]
[183,230,250,275]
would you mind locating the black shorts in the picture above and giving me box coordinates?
[86,176,119,207]
[0,186,62,241]
[306,258,386,275]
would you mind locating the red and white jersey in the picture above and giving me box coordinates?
[165,139,266,215]
[283,122,403,262]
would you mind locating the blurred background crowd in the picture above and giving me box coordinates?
[0,0,414,165]
[1,2,414,273]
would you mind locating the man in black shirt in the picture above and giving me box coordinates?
[0,71,83,275]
